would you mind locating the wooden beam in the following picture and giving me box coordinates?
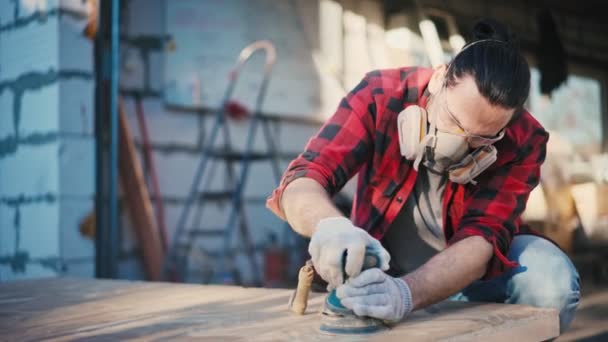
[118,99,164,280]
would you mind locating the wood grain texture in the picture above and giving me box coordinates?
[0,278,559,341]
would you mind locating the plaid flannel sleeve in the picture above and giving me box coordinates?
[448,127,550,280]
[266,75,376,220]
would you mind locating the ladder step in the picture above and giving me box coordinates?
[207,150,273,161]
[198,190,234,201]
[188,229,226,237]
[173,244,222,258]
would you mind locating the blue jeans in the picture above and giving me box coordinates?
[448,234,581,334]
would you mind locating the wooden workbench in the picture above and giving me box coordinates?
[0,277,559,341]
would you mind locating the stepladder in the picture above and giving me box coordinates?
[165,40,287,285]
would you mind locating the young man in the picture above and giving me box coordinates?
[266,21,580,333]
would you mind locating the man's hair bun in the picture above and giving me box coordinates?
[472,18,519,49]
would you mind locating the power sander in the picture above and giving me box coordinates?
[288,248,388,335]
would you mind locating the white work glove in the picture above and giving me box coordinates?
[308,217,390,290]
[336,268,413,324]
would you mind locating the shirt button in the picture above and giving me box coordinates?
[396,196,403,203]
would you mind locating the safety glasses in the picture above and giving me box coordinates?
[438,85,505,146]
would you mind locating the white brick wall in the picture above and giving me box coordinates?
[59,78,94,135]
[120,46,146,90]
[59,14,93,72]
[149,51,164,92]
[0,1,17,25]
[118,257,146,280]
[0,264,57,281]
[153,151,204,198]
[18,0,60,18]
[0,143,59,196]
[0,15,59,82]
[124,0,164,36]
[19,84,59,136]
[19,201,60,258]
[277,122,320,152]
[56,0,95,279]
[0,205,16,256]
[0,0,95,282]
[59,198,94,259]
[62,260,94,278]
[0,91,13,139]
[58,137,95,197]
[59,0,88,13]
[122,97,200,145]
[243,162,283,197]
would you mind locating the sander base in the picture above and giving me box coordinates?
[318,289,387,335]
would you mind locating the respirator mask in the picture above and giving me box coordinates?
[396,96,503,185]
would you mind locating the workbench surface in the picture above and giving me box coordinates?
[0,277,559,341]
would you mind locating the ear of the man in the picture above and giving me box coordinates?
[428,64,448,95]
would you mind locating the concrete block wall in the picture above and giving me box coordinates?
[57,0,96,278]
[118,0,320,284]
[0,0,95,281]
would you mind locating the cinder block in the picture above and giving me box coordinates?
[164,199,232,239]
[148,51,164,92]
[18,201,60,258]
[117,256,145,280]
[153,150,202,198]
[243,162,282,198]
[0,15,59,82]
[130,98,199,146]
[19,83,60,136]
[198,117,270,154]
[120,46,146,90]
[61,260,94,278]
[17,0,60,19]
[59,78,94,135]
[58,0,88,13]
[243,201,287,246]
[0,91,14,139]
[59,14,93,72]
[58,137,95,197]
[0,1,16,25]
[0,265,12,282]
[0,204,16,256]
[0,143,60,197]
[125,0,164,36]
[163,202,186,242]
[277,122,320,153]
[59,198,94,259]
[0,263,58,282]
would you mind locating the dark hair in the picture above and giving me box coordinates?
[445,18,530,110]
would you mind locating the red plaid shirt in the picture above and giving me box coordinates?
[267,67,549,279]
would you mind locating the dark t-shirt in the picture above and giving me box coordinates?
[382,165,448,276]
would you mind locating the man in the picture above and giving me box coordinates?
[266,21,580,333]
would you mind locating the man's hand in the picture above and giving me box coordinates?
[336,268,413,323]
[309,217,390,289]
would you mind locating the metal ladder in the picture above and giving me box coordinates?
[165,41,283,285]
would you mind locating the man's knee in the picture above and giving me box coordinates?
[508,235,581,332]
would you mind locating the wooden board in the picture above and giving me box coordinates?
[118,99,164,281]
[0,278,559,341]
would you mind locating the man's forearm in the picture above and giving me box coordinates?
[281,177,344,238]
[403,235,494,310]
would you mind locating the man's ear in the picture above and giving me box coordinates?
[428,64,448,95]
